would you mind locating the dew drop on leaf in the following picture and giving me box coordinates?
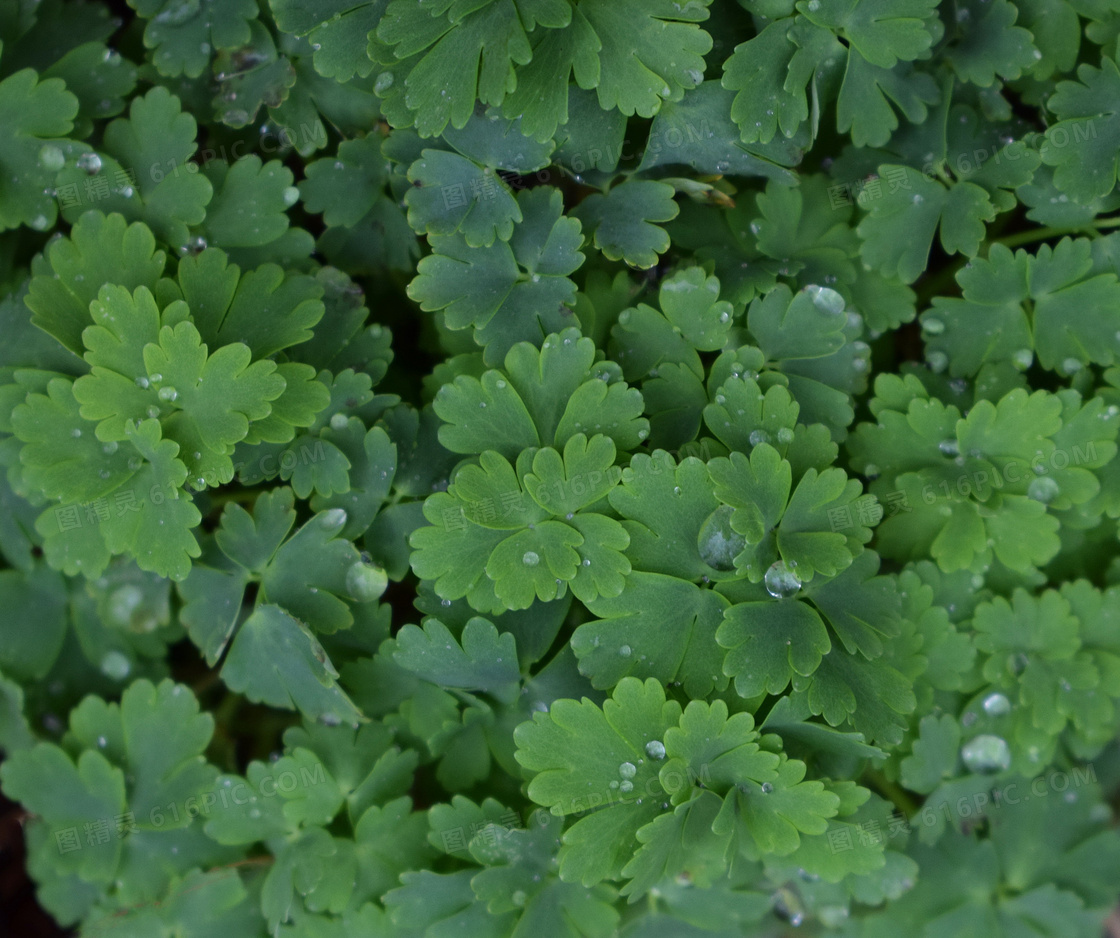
[522,551,539,566]
[697,504,745,572]
[320,508,347,530]
[805,284,845,316]
[960,734,1011,773]
[749,429,770,447]
[1027,475,1060,504]
[982,693,1011,716]
[76,152,102,174]
[764,560,801,598]
[938,438,959,457]
[619,762,636,778]
[100,650,131,680]
[645,740,666,760]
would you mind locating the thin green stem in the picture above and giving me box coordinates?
[994,216,1120,251]
[864,769,919,818]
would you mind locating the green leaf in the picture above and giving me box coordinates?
[405,149,521,247]
[574,571,729,697]
[409,188,585,363]
[0,60,77,231]
[220,604,365,725]
[575,180,679,270]
[1040,57,1120,204]
[390,617,521,703]
[798,0,939,68]
[129,0,257,78]
[26,212,165,356]
[858,164,995,283]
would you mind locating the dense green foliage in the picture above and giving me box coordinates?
[2,0,1120,935]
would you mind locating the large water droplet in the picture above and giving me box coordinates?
[100,650,131,680]
[697,504,745,572]
[805,284,845,316]
[619,762,637,779]
[522,551,540,566]
[374,71,395,94]
[764,560,801,598]
[320,508,347,530]
[646,740,666,760]
[982,692,1011,716]
[39,144,65,172]
[928,351,948,373]
[749,429,771,447]
[76,152,102,175]
[1011,348,1033,371]
[157,386,178,402]
[619,644,632,657]
[346,560,388,603]
[923,317,945,335]
[938,438,960,457]
[1027,475,1060,504]
[776,427,794,444]
[619,780,634,793]
[961,734,1012,773]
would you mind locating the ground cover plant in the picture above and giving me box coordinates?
[3,0,1120,935]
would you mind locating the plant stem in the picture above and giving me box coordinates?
[995,216,1120,251]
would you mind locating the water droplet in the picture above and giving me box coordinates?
[961,734,1011,773]
[646,740,666,760]
[581,557,591,567]
[749,429,771,447]
[100,650,131,680]
[1060,357,1082,376]
[522,551,539,566]
[1027,475,1060,504]
[146,405,161,419]
[440,598,452,607]
[938,438,960,457]
[76,152,102,174]
[982,693,1011,716]
[71,427,82,438]
[320,508,347,530]
[619,644,632,657]
[805,284,845,316]
[619,762,637,778]
[760,781,774,793]
[157,386,178,402]
[102,441,118,455]
[697,504,745,572]
[764,560,802,598]
[148,373,163,384]
[775,427,795,445]
[923,317,945,335]
[1011,348,1033,371]
[374,71,395,95]
[39,144,66,174]
[97,736,107,747]
[282,186,299,207]
[928,351,949,373]
[346,560,388,602]
[330,412,349,431]
[619,780,634,792]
